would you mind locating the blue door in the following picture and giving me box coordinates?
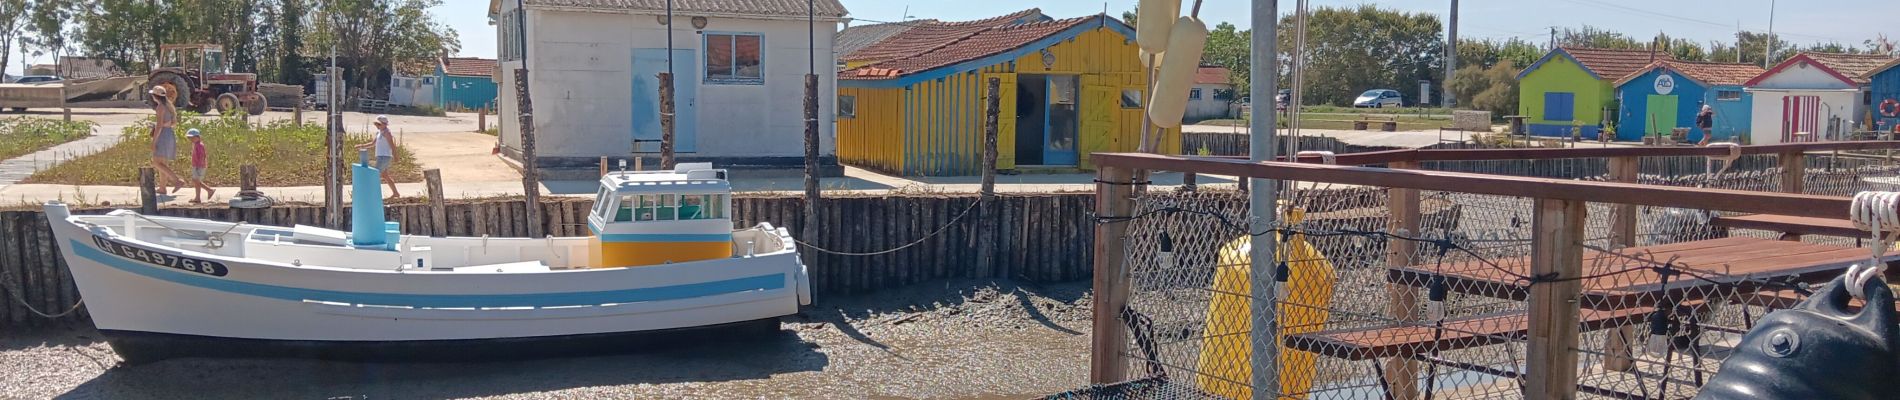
[632,49,697,153]
[1544,92,1575,122]
[1043,75,1080,166]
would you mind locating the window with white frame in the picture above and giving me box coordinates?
[1189,88,1202,100]
[705,33,764,84]
[838,95,856,118]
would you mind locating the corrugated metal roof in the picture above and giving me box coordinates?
[840,9,1046,65]
[441,57,498,77]
[840,15,1100,80]
[523,0,847,18]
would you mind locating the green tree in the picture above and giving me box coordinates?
[310,0,460,91]
[1201,22,1250,97]
[0,0,26,75]
[1280,5,1443,106]
[1447,60,1519,116]
[1557,25,1643,49]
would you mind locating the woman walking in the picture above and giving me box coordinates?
[355,115,401,197]
[149,87,188,194]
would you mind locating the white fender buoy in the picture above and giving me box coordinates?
[1147,16,1207,129]
[1139,49,1164,70]
[1136,0,1181,54]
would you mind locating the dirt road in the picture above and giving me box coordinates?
[0,280,1092,399]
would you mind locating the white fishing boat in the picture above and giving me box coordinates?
[43,161,810,363]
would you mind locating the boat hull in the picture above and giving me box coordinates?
[101,318,781,364]
[45,205,811,362]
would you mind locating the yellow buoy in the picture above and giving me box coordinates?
[1146,16,1207,129]
[1195,209,1337,399]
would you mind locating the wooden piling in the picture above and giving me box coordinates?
[514,67,545,238]
[139,167,158,214]
[659,72,677,169]
[239,164,259,193]
[425,169,447,237]
[980,77,1001,278]
[1603,156,1639,372]
[803,73,822,258]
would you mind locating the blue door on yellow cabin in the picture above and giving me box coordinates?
[1044,75,1080,166]
[632,49,698,152]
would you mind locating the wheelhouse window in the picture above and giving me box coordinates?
[705,33,764,84]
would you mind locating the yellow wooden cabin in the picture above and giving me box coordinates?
[836,13,1176,176]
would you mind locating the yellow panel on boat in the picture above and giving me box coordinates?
[588,236,733,268]
[1196,209,1336,400]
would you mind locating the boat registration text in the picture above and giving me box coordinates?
[91,235,228,277]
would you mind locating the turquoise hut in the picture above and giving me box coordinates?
[1612,60,1764,142]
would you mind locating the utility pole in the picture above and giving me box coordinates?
[802,0,822,257]
[1549,27,1557,51]
[1443,0,1458,108]
[660,0,677,169]
[1764,0,1777,68]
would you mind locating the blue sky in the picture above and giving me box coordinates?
[11,0,1895,75]
[444,0,1896,59]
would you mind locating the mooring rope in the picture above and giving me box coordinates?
[796,199,981,256]
[0,270,85,319]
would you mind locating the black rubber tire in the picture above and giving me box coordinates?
[147,72,191,109]
[243,92,268,116]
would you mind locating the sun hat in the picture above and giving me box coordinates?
[185,128,200,137]
[375,115,389,125]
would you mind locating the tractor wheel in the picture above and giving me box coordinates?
[215,93,242,116]
[147,72,191,109]
[242,92,268,116]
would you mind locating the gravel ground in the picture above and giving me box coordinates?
[0,279,1093,400]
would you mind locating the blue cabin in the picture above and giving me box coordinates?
[435,57,499,111]
[1613,60,1764,142]
[1867,59,1900,133]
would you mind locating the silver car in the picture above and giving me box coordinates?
[1353,89,1403,108]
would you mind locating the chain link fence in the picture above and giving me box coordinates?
[1053,152,1900,400]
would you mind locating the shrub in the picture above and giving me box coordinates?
[25,113,420,186]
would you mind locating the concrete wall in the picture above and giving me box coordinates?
[500,5,839,171]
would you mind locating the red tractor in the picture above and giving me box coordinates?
[147,44,267,115]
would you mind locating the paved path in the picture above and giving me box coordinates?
[0,123,128,190]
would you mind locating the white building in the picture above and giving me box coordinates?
[489,0,848,178]
[1186,66,1237,122]
[1743,52,1895,144]
[388,73,437,108]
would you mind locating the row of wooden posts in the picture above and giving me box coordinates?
[0,190,1100,328]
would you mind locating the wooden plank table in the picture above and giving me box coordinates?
[1711,214,1869,238]
[1387,237,1900,309]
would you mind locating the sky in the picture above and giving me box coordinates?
[9,0,1897,75]
[442,0,1900,60]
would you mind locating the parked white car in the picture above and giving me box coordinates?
[1353,89,1404,108]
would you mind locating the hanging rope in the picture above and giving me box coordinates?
[1847,191,1900,299]
[796,200,981,256]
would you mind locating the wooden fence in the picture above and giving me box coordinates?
[0,193,1096,328]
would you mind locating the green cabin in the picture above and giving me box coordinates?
[1517,47,1668,139]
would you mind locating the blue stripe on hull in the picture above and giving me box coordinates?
[72,240,782,308]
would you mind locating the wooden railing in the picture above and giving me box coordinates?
[1088,139,1900,397]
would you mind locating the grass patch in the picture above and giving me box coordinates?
[385,104,447,117]
[24,113,421,186]
[0,117,94,160]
